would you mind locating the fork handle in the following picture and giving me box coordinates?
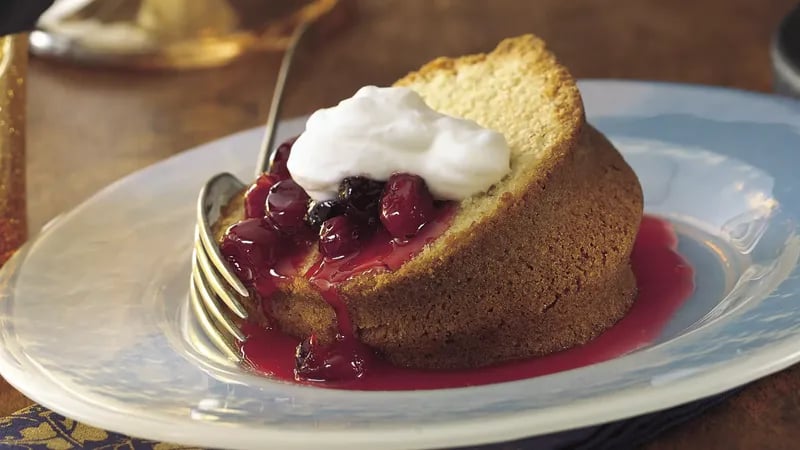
[255,20,310,178]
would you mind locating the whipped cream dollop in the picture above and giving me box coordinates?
[287,86,511,201]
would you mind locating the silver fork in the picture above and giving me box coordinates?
[189,21,310,360]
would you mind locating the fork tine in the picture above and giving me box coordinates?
[192,252,247,342]
[189,276,240,360]
[190,20,311,363]
[194,228,249,320]
[196,174,250,298]
[183,306,236,367]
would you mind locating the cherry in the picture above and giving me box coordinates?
[244,173,280,219]
[318,215,366,259]
[220,218,283,282]
[269,136,298,180]
[338,177,385,227]
[306,199,345,230]
[380,173,436,239]
[295,334,369,381]
[266,179,311,235]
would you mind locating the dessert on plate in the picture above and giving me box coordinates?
[214,34,643,379]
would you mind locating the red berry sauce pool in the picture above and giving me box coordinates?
[239,214,695,390]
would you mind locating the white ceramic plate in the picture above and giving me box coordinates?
[1,81,799,450]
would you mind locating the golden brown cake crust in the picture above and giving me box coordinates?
[215,35,644,369]
[272,124,641,369]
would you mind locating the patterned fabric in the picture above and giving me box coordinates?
[0,405,198,450]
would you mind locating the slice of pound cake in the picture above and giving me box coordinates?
[214,34,643,375]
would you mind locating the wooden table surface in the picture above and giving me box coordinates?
[6,0,800,448]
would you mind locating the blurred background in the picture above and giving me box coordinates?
[20,0,800,238]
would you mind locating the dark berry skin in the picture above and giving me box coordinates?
[380,173,436,239]
[265,179,311,235]
[269,136,298,180]
[338,177,385,226]
[295,334,369,381]
[243,173,280,219]
[318,215,366,259]
[219,218,283,282]
[306,199,345,230]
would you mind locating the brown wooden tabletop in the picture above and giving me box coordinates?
[7,0,800,448]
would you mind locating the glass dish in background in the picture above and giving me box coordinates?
[29,0,354,70]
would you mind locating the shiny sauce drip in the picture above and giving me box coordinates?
[240,215,695,390]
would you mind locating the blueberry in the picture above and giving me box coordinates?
[338,177,385,226]
[306,199,345,230]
